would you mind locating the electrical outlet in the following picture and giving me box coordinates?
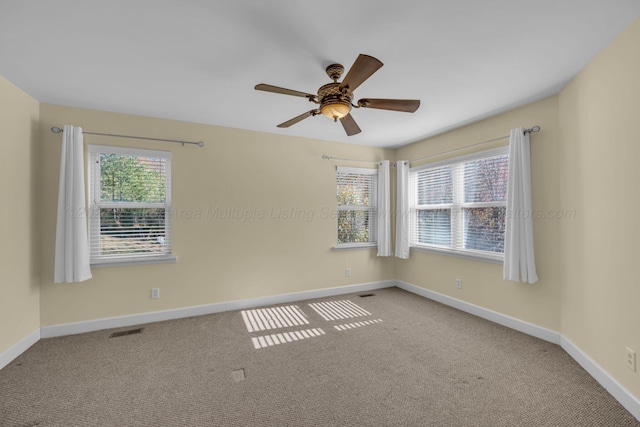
[626,347,636,372]
[345,268,351,277]
[151,288,160,299]
[455,279,462,289]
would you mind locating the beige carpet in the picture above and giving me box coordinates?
[1,287,638,426]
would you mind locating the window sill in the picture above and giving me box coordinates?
[332,243,378,251]
[410,245,503,264]
[91,255,177,268]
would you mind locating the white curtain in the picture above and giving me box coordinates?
[54,125,92,283]
[504,128,538,284]
[395,160,410,259]
[377,160,392,256]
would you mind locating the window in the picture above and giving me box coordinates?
[336,166,377,247]
[409,147,509,261]
[88,145,173,265]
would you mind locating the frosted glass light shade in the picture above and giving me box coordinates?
[321,102,351,120]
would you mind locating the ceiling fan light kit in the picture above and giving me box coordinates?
[318,82,352,121]
[255,54,420,136]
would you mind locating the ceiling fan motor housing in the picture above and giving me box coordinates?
[325,63,344,81]
[318,83,353,121]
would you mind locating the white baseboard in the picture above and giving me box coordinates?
[560,336,640,421]
[395,280,561,344]
[0,329,40,371]
[396,280,639,422]
[40,280,395,338]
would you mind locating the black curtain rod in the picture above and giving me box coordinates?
[322,126,541,166]
[50,127,204,147]
[405,125,540,165]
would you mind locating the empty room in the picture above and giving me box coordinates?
[1,1,640,426]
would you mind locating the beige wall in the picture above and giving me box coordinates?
[558,18,640,399]
[38,104,395,326]
[0,76,40,355]
[395,96,562,332]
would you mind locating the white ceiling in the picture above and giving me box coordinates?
[1,1,639,148]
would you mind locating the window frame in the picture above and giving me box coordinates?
[334,166,378,250]
[409,147,509,263]
[87,144,175,267]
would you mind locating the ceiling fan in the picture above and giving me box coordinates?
[255,54,420,136]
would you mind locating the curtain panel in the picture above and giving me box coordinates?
[395,160,410,259]
[54,125,92,283]
[377,160,392,256]
[503,128,538,283]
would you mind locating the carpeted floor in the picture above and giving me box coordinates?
[1,287,638,426]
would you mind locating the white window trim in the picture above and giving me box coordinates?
[332,243,378,251]
[409,146,509,263]
[410,245,504,263]
[87,144,173,267]
[335,166,378,250]
[90,255,177,268]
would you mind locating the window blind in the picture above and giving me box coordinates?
[409,147,508,259]
[88,145,172,263]
[336,166,378,245]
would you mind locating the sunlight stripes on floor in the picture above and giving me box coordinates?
[241,305,309,332]
[251,328,326,349]
[308,300,371,321]
[334,319,382,331]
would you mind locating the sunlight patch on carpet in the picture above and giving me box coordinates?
[334,319,382,331]
[251,328,326,349]
[241,299,378,350]
[241,305,309,332]
[308,300,371,321]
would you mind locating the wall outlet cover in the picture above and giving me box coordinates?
[626,347,636,372]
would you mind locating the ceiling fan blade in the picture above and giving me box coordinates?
[277,110,318,128]
[339,113,362,136]
[339,54,383,92]
[358,98,420,113]
[255,84,315,99]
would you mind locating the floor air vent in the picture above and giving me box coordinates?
[109,328,143,338]
[359,293,375,298]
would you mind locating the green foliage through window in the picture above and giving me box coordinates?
[100,154,166,203]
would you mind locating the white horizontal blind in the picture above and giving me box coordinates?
[88,145,172,263]
[409,147,508,258]
[412,165,453,247]
[336,166,378,245]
